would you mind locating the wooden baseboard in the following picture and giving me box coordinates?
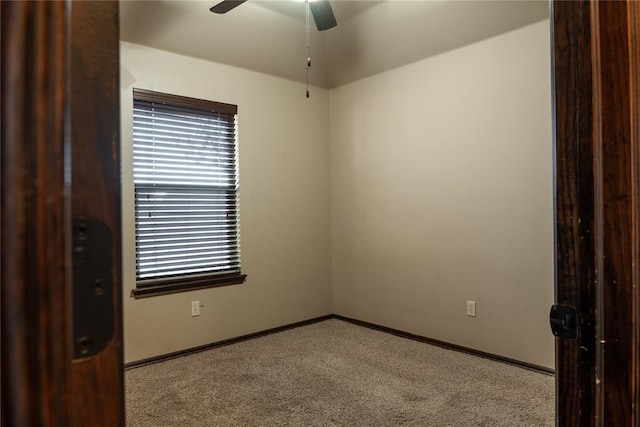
[126,313,555,376]
[332,314,555,375]
[124,314,334,369]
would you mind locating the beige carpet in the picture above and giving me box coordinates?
[126,319,554,426]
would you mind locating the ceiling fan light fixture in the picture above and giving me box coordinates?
[309,0,337,31]
[210,0,247,14]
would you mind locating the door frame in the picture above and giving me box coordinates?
[1,1,124,426]
[68,1,124,425]
[553,0,640,425]
[1,2,72,425]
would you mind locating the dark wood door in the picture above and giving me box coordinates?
[553,0,640,425]
[1,1,124,425]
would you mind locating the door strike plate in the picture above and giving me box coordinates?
[72,217,114,359]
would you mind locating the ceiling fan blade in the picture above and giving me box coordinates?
[210,0,247,14]
[309,0,337,31]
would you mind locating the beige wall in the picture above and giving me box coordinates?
[121,19,554,368]
[329,21,554,368]
[121,42,332,363]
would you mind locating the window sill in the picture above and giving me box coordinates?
[131,273,247,299]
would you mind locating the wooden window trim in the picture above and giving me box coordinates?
[131,273,247,298]
[133,88,237,115]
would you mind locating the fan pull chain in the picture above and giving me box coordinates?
[306,0,311,98]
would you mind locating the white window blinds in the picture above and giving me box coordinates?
[132,89,241,286]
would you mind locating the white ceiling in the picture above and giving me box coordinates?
[120,0,549,88]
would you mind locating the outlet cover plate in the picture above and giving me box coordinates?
[466,300,476,317]
[191,301,200,317]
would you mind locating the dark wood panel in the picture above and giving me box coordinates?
[69,1,124,426]
[1,2,72,426]
[630,2,640,425]
[552,1,596,425]
[591,1,635,424]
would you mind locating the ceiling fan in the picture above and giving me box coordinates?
[210,0,338,31]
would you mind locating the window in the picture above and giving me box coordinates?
[131,89,245,298]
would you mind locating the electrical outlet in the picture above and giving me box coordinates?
[466,300,476,317]
[191,301,200,317]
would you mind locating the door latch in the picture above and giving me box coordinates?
[549,304,578,339]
